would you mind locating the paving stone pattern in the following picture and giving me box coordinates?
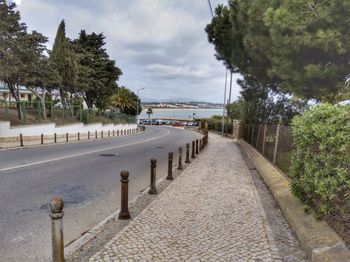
[90,134,303,261]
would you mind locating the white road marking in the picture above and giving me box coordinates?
[0,129,170,172]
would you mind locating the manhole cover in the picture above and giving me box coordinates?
[100,154,116,157]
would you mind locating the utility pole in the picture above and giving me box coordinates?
[136,87,145,124]
[225,72,233,135]
[221,69,228,136]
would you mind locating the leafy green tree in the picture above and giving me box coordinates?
[226,100,242,123]
[72,30,122,109]
[146,108,153,120]
[50,20,77,109]
[0,1,49,119]
[120,90,141,116]
[109,87,136,113]
[264,0,350,102]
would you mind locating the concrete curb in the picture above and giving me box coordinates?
[238,139,350,262]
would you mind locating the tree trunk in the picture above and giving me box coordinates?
[6,81,22,120]
[26,87,48,120]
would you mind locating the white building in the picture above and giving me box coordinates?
[0,84,60,103]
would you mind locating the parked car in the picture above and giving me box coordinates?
[172,122,185,127]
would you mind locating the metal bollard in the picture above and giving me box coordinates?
[101,131,104,138]
[78,132,80,141]
[54,133,57,143]
[199,139,202,151]
[185,143,190,163]
[66,133,69,142]
[20,133,23,147]
[196,139,199,154]
[95,130,97,139]
[166,152,173,180]
[191,141,195,158]
[148,159,158,194]
[88,131,90,140]
[49,197,64,262]
[113,130,115,136]
[41,134,44,145]
[108,130,110,137]
[118,170,131,219]
[178,147,183,170]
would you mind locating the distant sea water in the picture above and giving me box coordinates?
[139,108,223,119]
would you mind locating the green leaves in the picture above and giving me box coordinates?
[206,0,350,102]
[290,104,350,217]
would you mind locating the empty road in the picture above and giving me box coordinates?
[0,126,201,261]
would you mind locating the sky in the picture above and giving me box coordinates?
[11,0,241,103]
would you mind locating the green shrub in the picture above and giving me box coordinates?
[290,104,350,217]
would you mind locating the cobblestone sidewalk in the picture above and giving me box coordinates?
[89,134,298,261]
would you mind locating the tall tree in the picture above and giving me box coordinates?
[72,30,122,109]
[50,20,77,109]
[0,1,49,119]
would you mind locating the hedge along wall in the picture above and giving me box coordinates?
[290,104,350,219]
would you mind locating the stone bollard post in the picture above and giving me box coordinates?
[49,197,64,262]
[148,159,158,194]
[118,170,131,219]
[41,134,44,145]
[178,147,183,170]
[185,143,190,163]
[166,152,174,180]
[191,141,195,158]
[196,139,199,154]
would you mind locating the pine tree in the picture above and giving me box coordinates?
[50,20,77,109]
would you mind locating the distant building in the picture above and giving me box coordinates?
[0,84,60,103]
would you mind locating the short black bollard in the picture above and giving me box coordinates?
[166,152,173,180]
[191,140,195,158]
[54,133,57,143]
[185,143,190,163]
[19,133,24,147]
[108,130,110,137]
[78,132,80,141]
[148,159,158,194]
[66,133,69,142]
[41,134,44,145]
[88,131,90,140]
[113,130,115,136]
[49,197,64,262]
[101,131,104,138]
[196,139,199,154]
[118,170,131,219]
[199,139,202,151]
[95,130,98,139]
[178,147,183,170]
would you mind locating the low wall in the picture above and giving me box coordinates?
[0,121,138,149]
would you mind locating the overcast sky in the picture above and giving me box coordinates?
[12,0,241,103]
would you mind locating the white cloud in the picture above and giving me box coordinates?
[15,0,240,103]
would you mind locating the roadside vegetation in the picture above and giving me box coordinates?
[0,1,140,124]
[206,1,350,244]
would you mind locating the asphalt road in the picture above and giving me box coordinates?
[0,126,201,261]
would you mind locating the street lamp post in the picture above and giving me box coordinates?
[136,87,146,124]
